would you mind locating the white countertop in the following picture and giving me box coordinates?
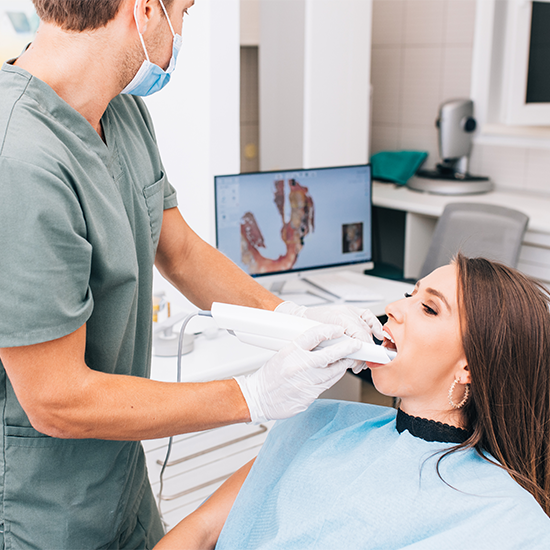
[151,331,274,383]
[372,181,550,235]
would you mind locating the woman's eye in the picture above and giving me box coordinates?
[422,303,437,316]
[404,292,412,298]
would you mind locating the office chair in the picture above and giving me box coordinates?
[419,202,529,279]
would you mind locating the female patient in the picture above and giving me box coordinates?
[156,255,550,549]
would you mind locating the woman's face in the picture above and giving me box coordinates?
[372,264,469,422]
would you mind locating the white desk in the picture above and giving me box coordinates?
[373,181,550,282]
[146,273,413,530]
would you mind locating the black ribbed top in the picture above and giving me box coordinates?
[396,409,471,444]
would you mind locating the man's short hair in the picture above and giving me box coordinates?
[32,0,174,32]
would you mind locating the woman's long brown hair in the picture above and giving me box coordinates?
[454,254,550,514]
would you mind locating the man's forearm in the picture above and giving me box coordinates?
[31,373,251,441]
[0,325,251,442]
[168,241,281,311]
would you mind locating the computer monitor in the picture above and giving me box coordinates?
[215,164,373,295]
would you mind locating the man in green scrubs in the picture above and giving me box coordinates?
[0,1,373,548]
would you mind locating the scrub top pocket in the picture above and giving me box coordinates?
[143,172,166,251]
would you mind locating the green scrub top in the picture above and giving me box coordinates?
[0,62,177,548]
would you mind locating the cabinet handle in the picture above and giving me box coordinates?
[160,472,234,501]
[156,424,268,467]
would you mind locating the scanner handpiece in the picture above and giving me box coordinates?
[210,302,396,364]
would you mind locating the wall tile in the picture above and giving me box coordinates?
[371,124,401,154]
[524,148,550,193]
[240,123,260,173]
[445,0,476,45]
[400,125,440,169]
[240,46,259,124]
[240,46,259,173]
[371,47,403,125]
[404,0,446,45]
[372,0,406,46]
[401,47,443,126]
[479,144,527,191]
[441,46,473,100]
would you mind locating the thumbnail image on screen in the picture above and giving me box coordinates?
[215,164,372,277]
[342,222,364,254]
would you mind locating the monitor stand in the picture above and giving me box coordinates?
[268,280,286,295]
[264,271,385,305]
[266,279,332,306]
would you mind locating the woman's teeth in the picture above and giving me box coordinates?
[382,330,397,352]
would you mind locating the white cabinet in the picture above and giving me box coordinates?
[373,182,550,283]
[143,421,273,530]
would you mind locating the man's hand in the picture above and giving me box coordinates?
[275,301,384,373]
[235,324,361,423]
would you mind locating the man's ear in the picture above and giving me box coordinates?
[133,0,151,34]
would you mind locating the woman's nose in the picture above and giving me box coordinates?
[385,297,405,322]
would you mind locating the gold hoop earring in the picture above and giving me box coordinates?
[448,379,470,409]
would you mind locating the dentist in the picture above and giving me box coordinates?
[0,1,380,548]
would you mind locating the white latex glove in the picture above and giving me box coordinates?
[235,323,361,424]
[275,301,384,374]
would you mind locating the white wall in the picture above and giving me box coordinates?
[260,0,373,171]
[303,0,372,168]
[259,0,306,171]
[145,0,240,246]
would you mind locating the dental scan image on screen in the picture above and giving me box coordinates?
[215,165,372,280]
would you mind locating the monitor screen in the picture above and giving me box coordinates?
[215,164,372,281]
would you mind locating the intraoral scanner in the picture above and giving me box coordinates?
[210,302,396,364]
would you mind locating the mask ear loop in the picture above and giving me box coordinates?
[158,0,176,37]
[134,0,151,62]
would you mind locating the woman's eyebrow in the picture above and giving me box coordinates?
[416,281,451,312]
[425,288,451,312]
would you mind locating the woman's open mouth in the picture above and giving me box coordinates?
[382,329,397,354]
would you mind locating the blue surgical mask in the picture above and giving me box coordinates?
[121,0,182,96]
